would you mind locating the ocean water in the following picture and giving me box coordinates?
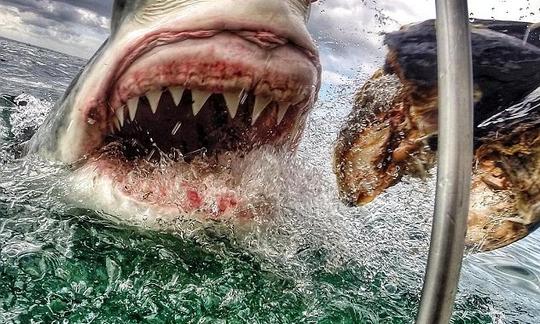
[0,36,539,323]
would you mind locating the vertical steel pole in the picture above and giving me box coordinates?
[416,0,474,323]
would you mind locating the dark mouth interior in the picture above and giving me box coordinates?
[105,89,281,162]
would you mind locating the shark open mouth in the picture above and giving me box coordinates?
[108,87,297,161]
[72,30,320,221]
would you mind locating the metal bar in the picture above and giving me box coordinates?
[415,0,474,323]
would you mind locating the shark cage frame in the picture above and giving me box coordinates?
[416,0,474,323]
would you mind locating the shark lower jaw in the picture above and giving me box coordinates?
[69,30,319,219]
[72,150,269,223]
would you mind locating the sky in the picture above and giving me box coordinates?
[0,0,538,88]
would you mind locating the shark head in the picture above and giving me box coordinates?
[27,0,321,224]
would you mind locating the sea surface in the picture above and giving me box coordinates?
[0,36,539,323]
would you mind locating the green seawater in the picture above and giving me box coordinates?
[0,190,494,323]
[0,128,502,324]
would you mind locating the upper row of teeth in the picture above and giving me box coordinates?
[112,87,292,130]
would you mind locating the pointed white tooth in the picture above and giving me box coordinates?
[127,97,139,121]
[252,96,272,125]
[169,86,185,106]
[277,102,290,125]
[115,106,125,127]
[146,90,162,114]
[223,91,241,118]
[191,89,212,116]
[113,117,121,131]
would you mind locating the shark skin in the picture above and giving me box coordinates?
[26,0,321,227]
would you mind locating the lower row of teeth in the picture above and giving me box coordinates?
[112,87,293,131]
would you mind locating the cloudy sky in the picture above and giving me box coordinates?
[0,0,538,88]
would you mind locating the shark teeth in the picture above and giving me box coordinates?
[277,102,290,125]
[191,89,212,116]
[113,116,121,131]
[169,86,184,106]
[115,106,125,127]
[252,96,272,125]
[115,87,300,134]
[127,97,139,121]
[223,90,242,118]
[146,90,162,114]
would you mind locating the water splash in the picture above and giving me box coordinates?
[1,37,539,323]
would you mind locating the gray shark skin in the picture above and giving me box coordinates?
[25,0,321,224]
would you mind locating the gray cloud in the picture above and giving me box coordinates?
[2,0,110,32]
[307,0,425,90]
[54,0,113,17]
[0,0,111,57]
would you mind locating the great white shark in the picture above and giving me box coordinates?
[26,0,321,226]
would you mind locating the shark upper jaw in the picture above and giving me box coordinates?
[73,29,319,160]
[50,0,321,164]
[62,25,320,221]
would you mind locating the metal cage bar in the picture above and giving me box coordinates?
[416,0,474,323]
